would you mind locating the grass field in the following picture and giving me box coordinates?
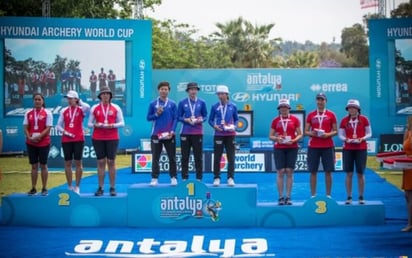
[0,154,402,205]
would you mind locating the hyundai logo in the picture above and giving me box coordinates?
[232,92,250,102]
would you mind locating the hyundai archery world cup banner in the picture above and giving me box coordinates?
[0,17,152,153]
[369,18,412,135]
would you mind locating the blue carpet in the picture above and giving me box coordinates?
[1,168,411,257]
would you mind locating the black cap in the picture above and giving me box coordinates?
[186,82,200,92]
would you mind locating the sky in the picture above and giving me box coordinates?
[147,0,409,44]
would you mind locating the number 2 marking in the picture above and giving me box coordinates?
[58,193,70,206]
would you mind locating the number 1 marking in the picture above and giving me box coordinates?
[186,182,195,196]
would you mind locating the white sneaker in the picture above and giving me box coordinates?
[170,177,177,186]
[213,178,220,186]
[150,178,158,186]
[73,186,80,194]
[227,178,235,186]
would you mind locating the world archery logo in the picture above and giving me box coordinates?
[134,154,152,172]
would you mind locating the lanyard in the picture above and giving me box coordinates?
[33,108,42,130]
[316,109,327,129]
[156,97,168,109]
[350,117,359,137]
[188,97,197,118]
[219,103,227,124]
[280,115,289,135]
[101,103,110,124]
[68,106,78,128]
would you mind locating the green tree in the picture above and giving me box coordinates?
[391,0,412,17]
[0,0,162,18]
[213,17,280,68]
[340,23,368,67]
[286,51,319,68]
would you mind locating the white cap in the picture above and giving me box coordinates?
[65,90,79,99]
[345,99,360,110]
[216,85,229,94]
[277,99,290,109]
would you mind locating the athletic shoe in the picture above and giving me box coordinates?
[359,196,365,205]
[94,187,104,196]
[150,178,158,186]
[213,178,220,186]
[285,197,292,205]
[41,188,48,196]
[27,188,37,196]
[326,195,332,199]
[109,187,117,196]
[278,197,285,205]
[345,196,352,205]
[73,186,80,194]
[170,177,177,186]
[227,178,235,186]
[401,225,412,232]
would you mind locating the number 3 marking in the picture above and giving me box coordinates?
[315,200,327,214]
[58,193,70,206]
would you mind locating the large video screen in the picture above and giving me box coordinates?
[4,38,127,116]
[394,39,412,115]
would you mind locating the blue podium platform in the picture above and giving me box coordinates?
[1,180,385,227]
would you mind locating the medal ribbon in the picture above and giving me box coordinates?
[219,103,227,124]
[156,97,168,109]
[188,97,197,117]
[350,117,358,136]
[33,108,42,129]
[316,109,326,129]
[280,115,289,134]
[101,103,110,123]
[68,106,78,126]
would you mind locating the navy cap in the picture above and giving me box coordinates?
[316,92,327,100]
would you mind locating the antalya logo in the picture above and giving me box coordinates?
[246,72,282,91]
[66,235,275,257]
[160,191,222,222]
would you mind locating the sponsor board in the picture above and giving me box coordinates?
[133,153,198,173]
[213,153,265,172]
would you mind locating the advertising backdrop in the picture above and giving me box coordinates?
[0,17,152,153]
[369,18,412,133]
[153,68,371,148]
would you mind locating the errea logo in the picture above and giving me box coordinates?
[310,83,348,92]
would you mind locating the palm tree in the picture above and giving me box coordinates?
[213,17,280,68]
